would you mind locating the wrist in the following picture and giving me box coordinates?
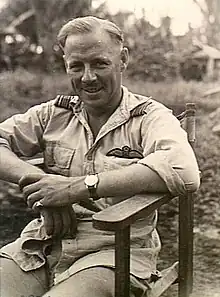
[68,176,88,204]
[84,174,99,200]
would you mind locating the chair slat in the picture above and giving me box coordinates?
[148,262,179,297]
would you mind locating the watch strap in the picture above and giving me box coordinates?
[87,186,99,200]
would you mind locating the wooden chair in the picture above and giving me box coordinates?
[92,103,197,297]
[27,103,196,297]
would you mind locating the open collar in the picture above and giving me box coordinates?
[71,86,151,144]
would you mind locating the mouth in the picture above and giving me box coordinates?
[82,87,102,94]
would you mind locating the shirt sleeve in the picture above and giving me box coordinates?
[137,102,200,196]
[0,101,53,157]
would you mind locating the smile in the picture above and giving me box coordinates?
[83,87,102,93]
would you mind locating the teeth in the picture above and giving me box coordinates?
[87,89,98,92]
[84,88,101,93]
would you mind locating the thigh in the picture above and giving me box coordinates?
[0,257,48,297]
[43,267,137,297]
[43,266,115,297]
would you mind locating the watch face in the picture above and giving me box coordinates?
[85,175,99,187]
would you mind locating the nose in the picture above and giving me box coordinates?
[81,65,97,83]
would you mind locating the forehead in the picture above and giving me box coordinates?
[64,29,120,60]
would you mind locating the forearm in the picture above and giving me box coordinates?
[70,163,169,203]
[0,147,44,184]
[96,163,168,198]
[17,163,168,208]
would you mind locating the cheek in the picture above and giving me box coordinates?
[110,70,121,86]
[70,75,81,88]
[103,69,120,84]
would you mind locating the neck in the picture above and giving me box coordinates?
[84,88,123,138]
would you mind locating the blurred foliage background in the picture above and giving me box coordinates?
[0,1,220,296]
[0,0,219,80]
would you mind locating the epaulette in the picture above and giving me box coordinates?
[54,95,79,110]
[130,101,152,117]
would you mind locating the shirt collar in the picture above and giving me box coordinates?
[70,86,152,143]
[120,86,152,119]
[70,85,151,118]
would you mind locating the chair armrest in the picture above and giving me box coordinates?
[92,193,174,232]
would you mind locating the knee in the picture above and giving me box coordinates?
[0,257,47,284]
[73,267,114,297]
[0,256,48,296]
[0,256,18,274]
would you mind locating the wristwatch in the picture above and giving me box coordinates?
[84,174,99,200]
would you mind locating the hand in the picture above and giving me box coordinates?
[40,206,77,238]
[19,173,85,208]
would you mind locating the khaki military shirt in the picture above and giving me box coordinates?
[0,86,199,283]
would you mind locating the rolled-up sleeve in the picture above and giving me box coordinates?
[138,103,200,196]
[0,101,52,157]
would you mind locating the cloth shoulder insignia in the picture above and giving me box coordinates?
[54,95,79,110]
[130,100,153,117]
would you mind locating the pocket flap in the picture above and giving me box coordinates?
[44,142,75,169]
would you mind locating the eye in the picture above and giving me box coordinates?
[68,63,82,72]
[94,60,109,68]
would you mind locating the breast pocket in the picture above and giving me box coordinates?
[44,141,75,176]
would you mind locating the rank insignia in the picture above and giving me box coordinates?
[54,94,79,109]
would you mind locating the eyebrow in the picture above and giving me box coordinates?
[68,55,111,64]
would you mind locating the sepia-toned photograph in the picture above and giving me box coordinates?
[0,0,219,296]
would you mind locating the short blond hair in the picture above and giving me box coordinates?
[57,16,124,51]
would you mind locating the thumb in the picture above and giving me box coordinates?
[19,173,45,190]
[40,208,54,237]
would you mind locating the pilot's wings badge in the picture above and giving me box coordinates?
[106,146,143,159]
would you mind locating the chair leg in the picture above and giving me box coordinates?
[179,193,194,297]
[115,226,130,297]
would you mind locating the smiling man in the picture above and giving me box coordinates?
[0,16,200,297]
[61,19,129,137]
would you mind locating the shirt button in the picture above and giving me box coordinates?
[87,155,92,161]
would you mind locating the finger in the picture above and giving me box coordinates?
[22,182,42,203]
[19,174,44,190]
[59,207,71,237]
[26,191,42,208]
[68,207,78,237]
[38,197,65,208]
[52,209,63,238]
[41,209,54,236]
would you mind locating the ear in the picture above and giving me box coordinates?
[120,47,129,72]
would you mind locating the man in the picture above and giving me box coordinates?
[0,16,200,297]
